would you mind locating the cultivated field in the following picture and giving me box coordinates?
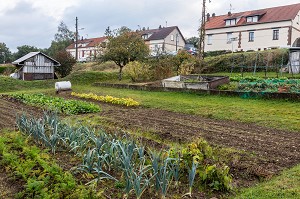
[0,72,299,198]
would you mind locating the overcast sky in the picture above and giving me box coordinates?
[1,0,300,52]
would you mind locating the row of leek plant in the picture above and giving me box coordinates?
[16,112,227,198]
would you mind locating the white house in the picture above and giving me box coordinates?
[66,37,107,61]
[12,52,60,81]
[205,3,300,52]
[139,26,186,55]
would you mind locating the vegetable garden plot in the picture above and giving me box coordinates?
[9,93,101,115]
[15,112,232,198]
[238,79,300,93]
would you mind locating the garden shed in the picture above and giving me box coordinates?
[12,52,60,81]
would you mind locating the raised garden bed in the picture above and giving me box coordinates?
[162,75,230,90]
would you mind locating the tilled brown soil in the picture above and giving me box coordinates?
[96,102,300,183]
[0,98,41,130]
[0,96,299,193]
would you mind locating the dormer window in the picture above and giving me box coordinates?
[225,19,236,26]
[246,16,258,23]
[142,34,148,39]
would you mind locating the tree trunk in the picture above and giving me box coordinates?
[118,66,123,81]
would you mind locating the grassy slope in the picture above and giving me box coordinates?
[234,165,300,199]
[73,85,300,132]
[0,71,119,94]
[211,71,300,78]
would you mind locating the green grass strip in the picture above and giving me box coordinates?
[234,165,300,199]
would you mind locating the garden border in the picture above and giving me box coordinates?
[93,82,300,100]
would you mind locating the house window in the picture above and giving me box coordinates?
[225,19,236,26]
[82,50,85,57]
[171,35,174,41]
[246,16,258,23]
[227,33,233,43]
[273,29,279,40]
[207,35,212,45]
[142,34,148,39]
[249,32,254,42]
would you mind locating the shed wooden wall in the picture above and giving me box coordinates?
[21,54,56,80]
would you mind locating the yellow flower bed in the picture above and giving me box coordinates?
[71,92,140,107]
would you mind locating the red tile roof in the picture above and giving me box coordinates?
[206,3,300,30]
[66,36,107,49]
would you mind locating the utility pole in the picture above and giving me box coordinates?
[75,17,78,61]
[198,0,211,59]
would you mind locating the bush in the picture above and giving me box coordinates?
[146,55,176,80]
[124,61,151,82]
[0,65,15,75]
[54,50,76,77]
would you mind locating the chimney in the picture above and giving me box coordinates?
[207,13,210,21]
[212,13,216,17]
[228,11,232,16]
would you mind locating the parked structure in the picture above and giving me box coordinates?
[139,26,186,55]
[12,52,60,81]
[66,36,107,62]
[205,3,300,52]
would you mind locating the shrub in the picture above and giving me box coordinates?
[146,55,176,80]
[0,65,15,75]
[54,50,76,77]
[124,61,152,82]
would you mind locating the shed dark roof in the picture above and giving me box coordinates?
[12,52,60,66]
[206,3,300,30]
[66,36,107,49]
[139,26,185,41]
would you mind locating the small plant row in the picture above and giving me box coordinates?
[230,75,291,82]
[71,92,140,107]
[0,131,97,198]
[16,112,232,198]
[238,79,300,93]
[9,93,101,115]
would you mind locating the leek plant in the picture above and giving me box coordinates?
[183,161,198,197]
[77,148,96,173]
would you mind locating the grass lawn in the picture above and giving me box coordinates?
[73,85,300,132]
[234,164,300,199]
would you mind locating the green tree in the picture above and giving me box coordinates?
[54,50,76,77]
[186,37,199,49]
[47,21,75,57]
[13,45,39,60]
[0,42,12,63]
[99,27,150,80]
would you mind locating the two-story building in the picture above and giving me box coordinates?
[205,3,300,52]
[139,26,186,55]
[66,26,186,60]
[66,36,107,61]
